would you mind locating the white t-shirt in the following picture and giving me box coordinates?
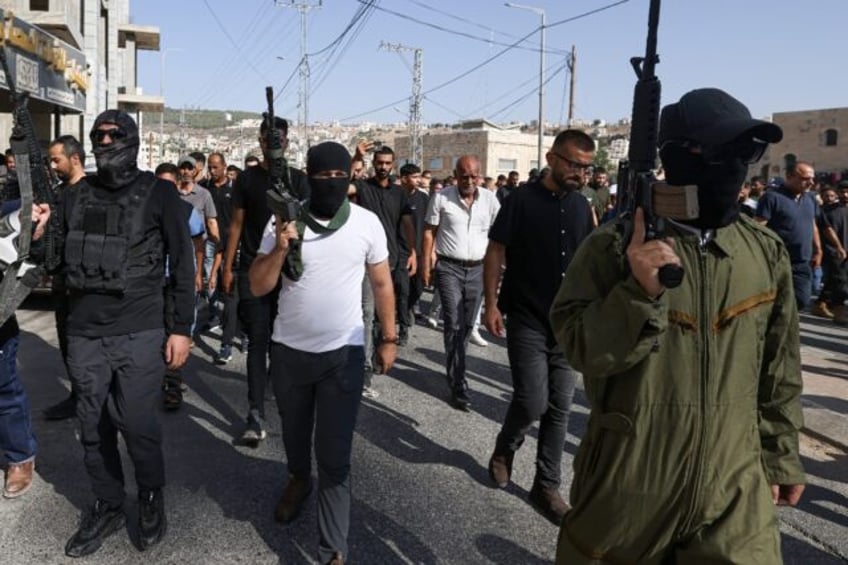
[258,204,388,353]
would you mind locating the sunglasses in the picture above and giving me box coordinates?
[91,127,128,144]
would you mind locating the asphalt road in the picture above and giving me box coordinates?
[1,293,846,564]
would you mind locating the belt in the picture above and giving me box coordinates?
[437,255,484,268]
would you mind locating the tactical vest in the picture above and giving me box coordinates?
[64,172,162,294]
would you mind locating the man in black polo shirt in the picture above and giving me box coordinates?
[206,152,238,362]
[400,163,429,332]
[483,129,595,524]
[351,144,416,395]
[222,117,309,445]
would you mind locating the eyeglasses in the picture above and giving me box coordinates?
[91,127,127,144]
[550,151,592,171]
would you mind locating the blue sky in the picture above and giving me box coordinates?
[133,0,845,125]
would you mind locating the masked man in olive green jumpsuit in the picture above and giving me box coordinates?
[550,88,805,564]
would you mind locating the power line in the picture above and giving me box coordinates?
[201,0,276,83]
[339,0,629,123]
[357,0,568,56]
[489,61,569,121]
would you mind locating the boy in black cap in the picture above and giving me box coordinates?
[550,88,804,564]
[250,142,396,565]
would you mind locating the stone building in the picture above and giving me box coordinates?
[394,119,555,180]
[757,107,848,181]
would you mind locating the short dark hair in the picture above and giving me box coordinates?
[374,145,395,159]
[50,134,86,166]
[226,164,241,173]
[5,148,13,157]
[508,170,519,177]
[260,116,288,135]
[750,175,764,184]
[497,174,506,182]
[400,163,421,176]
[552,129,595,152]
[189,151,206,165]
[593,166,607,175]
[155,162,179,177]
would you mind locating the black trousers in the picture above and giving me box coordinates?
[820,256,848,306]
[68,329,166,505]
[495,318,577,489]
[237,271,276,427]
[270,343,365,563]
[392,265,411,329]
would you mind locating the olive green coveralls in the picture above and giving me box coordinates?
[550,217,805,564]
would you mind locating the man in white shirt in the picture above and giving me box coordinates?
[422,155,500,410]
[249,141,396,565]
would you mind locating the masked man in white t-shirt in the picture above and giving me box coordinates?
[249,141,396,565]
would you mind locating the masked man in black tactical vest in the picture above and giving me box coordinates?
[59,110,196,558]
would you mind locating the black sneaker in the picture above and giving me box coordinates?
[398,325,410,347]
[65,499,125,558]
[44,394,77,421]
[138,489,167,551]
[216,344,233,365]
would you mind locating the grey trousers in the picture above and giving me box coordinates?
[270,342,365,563]
[435,260,483,392]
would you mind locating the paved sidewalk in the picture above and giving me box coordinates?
[798,312,848,450]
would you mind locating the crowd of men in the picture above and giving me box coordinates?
[0,86,829,563]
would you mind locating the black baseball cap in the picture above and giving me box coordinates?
[659,88,783,147]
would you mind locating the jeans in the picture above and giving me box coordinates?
[68,329,166,505]
[435,260,483,391]
[270,343,365,563]
[220,269,240,347]
[791,262,813,311]
[237,270,275,429]
[0,335,37,464]
[495,319,577,489]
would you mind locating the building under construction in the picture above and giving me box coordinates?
[0,0,161,166]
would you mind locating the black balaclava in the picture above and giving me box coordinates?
[90,109,141,189]
[306,142,352,219]
[659,89,782,230]
[660,143,748,230]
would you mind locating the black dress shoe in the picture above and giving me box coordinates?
[65,499,125,558]
[450,389,471,411]
[44,394,77,421]
[138,489,167,551]
[274,475,313,523]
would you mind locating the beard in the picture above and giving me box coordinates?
[552,170,582,192]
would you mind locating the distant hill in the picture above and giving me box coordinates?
[147,108,263,129]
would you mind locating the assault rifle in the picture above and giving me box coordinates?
[616,0,696,289]
[262,86,303,280]
[0,44,61,325]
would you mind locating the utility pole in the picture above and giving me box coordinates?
[277,0,322,160]
[568,45,576,128]
[505,3,545,169]
[379,41,424,166]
